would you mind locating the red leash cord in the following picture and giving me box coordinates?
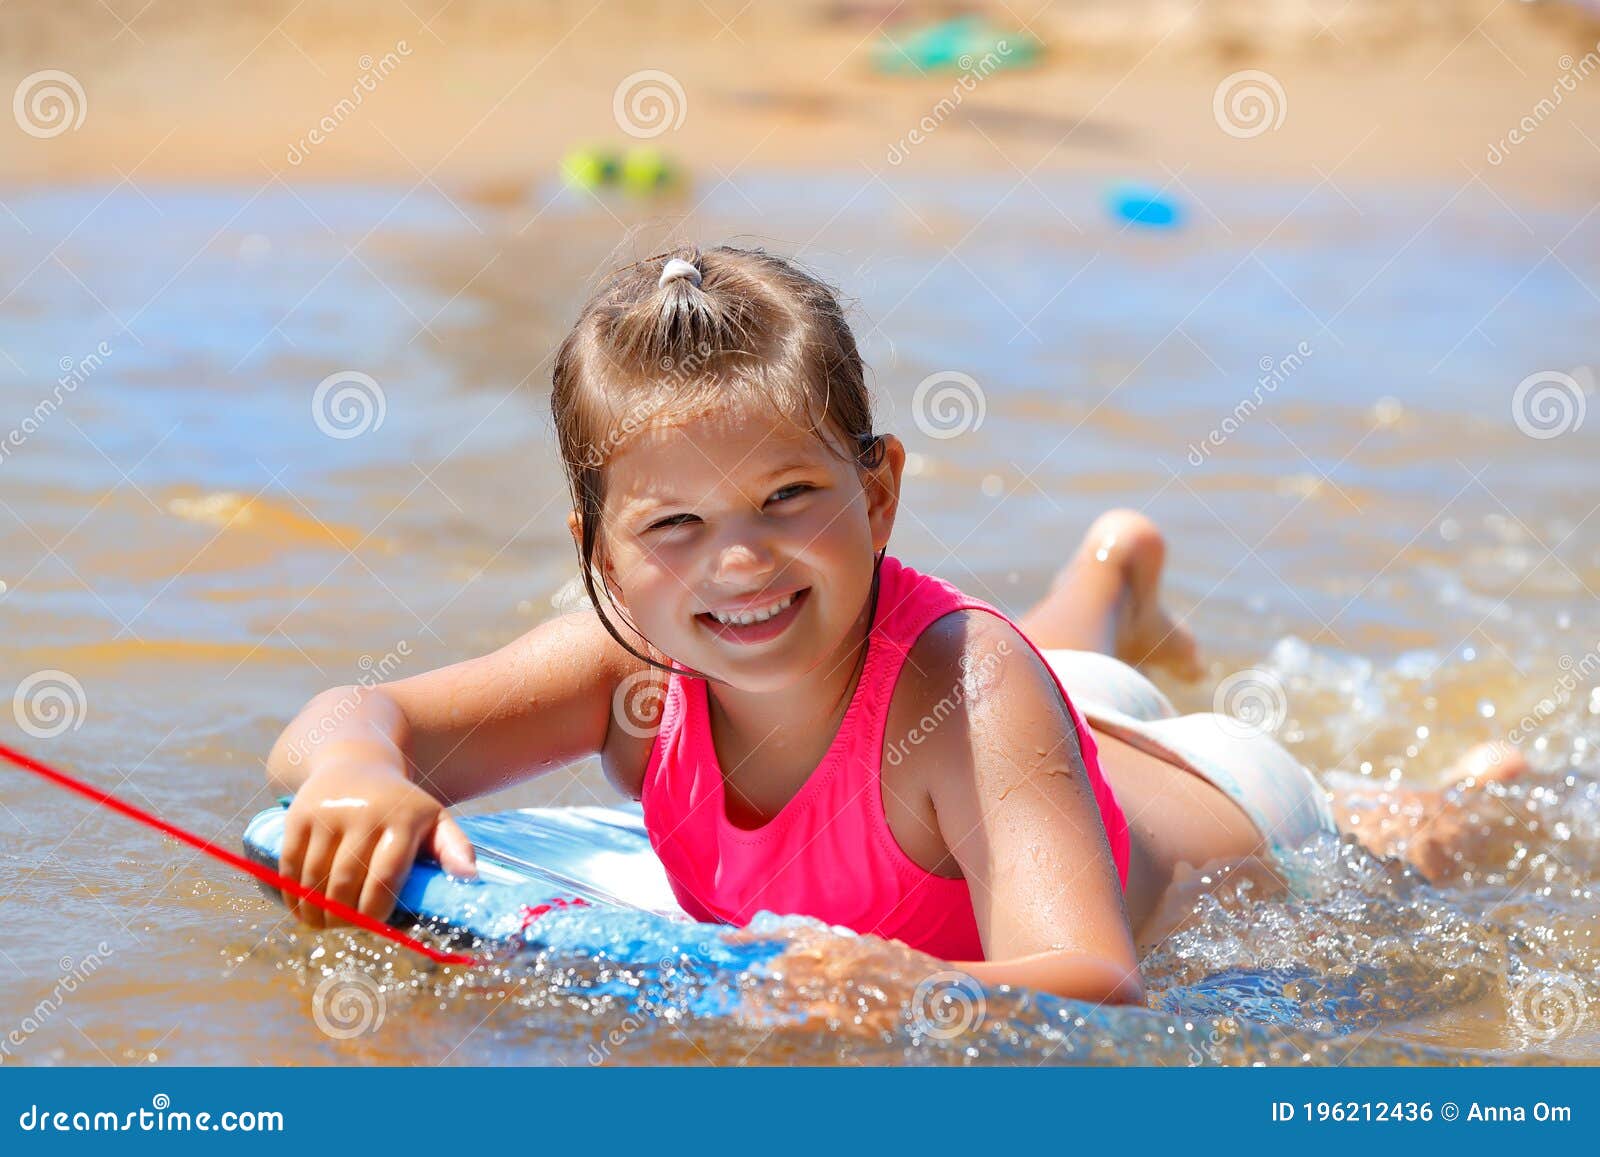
[0,740,479,967]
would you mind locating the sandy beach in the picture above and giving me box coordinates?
[3,1,1599,202]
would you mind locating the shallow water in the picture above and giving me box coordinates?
[1,171,1596,1065]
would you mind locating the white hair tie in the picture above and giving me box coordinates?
[658,257,702,288]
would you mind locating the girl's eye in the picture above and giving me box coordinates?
[646,513,699,532]
[644,485,811,532]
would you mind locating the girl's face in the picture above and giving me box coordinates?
[580,400,903,692]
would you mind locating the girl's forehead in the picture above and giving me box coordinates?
[601,408,849,510]
[609,404,836,475]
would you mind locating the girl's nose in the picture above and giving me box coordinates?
[711,536,778,585]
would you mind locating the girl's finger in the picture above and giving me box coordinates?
[324,827,381,926]
[358,824,426,923]
[429,813,478,880]
[297,824,339,931]
[278,809,311,915]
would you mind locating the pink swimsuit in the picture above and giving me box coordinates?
[640,553,1131,961]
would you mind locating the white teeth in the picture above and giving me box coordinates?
[709,590,797,626]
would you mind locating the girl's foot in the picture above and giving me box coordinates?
[1435,739,1530,789]
[1022,509,1202,681]
[1345,741,1529,883]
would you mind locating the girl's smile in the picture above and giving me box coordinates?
[696,585,811,644]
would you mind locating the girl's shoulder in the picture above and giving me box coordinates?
[890,605,1084,780]
[878,605,1090,874]
[898,602,1042,697]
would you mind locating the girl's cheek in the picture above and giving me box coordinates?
[795,500,856,550]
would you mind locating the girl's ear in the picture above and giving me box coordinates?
[568,510,625,606]
[864,433,906,553]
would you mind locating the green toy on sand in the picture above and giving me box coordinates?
[872,15,1039,75]
[560,145,680,196]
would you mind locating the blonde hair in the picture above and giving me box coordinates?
[550,244,887,673]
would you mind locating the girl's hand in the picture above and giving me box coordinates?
[277,746,477,930]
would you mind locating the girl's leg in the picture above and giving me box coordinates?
[1017,508,1201,680]
[1099,728,1266,946]
[1025,511,1531,894]
[1019,510,1254,941]
[1339,741,1528,883]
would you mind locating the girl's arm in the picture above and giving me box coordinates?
[267,606,640,803]
[953,950,1144,1007]
[264,607,649,927]
[914,613,1146,1007]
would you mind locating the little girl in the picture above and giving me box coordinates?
[265,246,1520,1007]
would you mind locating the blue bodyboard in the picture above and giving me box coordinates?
[242,800,689,943]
